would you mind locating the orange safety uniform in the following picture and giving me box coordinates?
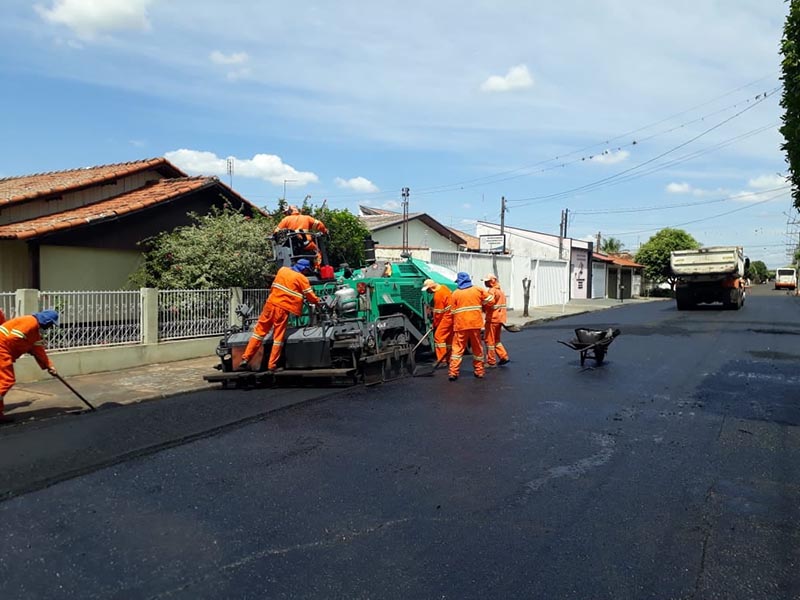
[0,315,54,413]
[485,283,509,366]
[429,284,454,362]
[241,266,321,370]
[0,308,5,324]
[448,286,494,379]
[275,213,329,269]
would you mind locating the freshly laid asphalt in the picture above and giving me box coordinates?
[1,288,799,599]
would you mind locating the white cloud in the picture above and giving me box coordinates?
[35,0,153,39]
[381,201,400,210]
[480,64,534,93]
[335,176,379,193]
[590,149,630,165]
[165,149,318,186]
[210,50,249,65]
[748,173,788,190]
[666,182,692,194]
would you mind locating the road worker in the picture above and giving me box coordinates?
[239,258,321,373]
[0,310,59,423]
[448,272,494,381]
[483,274,510,367]
[275,205,329,269]
[421,278,453,364]
[0,308,5,324]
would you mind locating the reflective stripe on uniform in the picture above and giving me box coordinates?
[482,294,495,305]
[10,329,26,339]
[251,334,265,341]
[273,283,303,298]
[494,304,507,309]
[0,326,8,336]
[452,305,482,314]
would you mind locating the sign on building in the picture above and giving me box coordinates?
[479,234,506,254]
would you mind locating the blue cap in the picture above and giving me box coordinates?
[33,309,59,328]
[293,258,312,272]
[455,272,473,290]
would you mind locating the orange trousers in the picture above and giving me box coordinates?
[485,323,509,366]
[433,318,453,363]
[0,348,15,412]
[448,329,485,379]
[241,302,290,370]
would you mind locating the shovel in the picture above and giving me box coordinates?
[52,372,96,412]
[502,323,522,333]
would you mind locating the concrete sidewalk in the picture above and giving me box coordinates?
[2,296,666,424]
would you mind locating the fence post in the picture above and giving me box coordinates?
[141,288,159,344]
[229,287,243,327]
[16,289,40,316]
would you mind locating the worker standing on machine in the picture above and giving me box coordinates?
[0,310,59,423]
[483,274,510,367]
[448,272,494,382]
[238,258,321,373]
[421,278,453,364]
[275,205,329,270]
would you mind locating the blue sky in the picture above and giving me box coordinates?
[0,1,794,267]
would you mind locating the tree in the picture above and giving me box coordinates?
[635,228,700,288]
[600,237,624,254]
[129,207,278,289]
[749,260,768,283]
[781,0,800,209]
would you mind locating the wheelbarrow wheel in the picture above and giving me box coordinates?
[595,347,606,365]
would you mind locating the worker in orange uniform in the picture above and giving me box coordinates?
[275,205,329,269]
[421,278,453,364]
[483,274,510,367]
[238,258,321,373]
[0,310,59,423]
[448,272,494,381]
[0,308,5,324]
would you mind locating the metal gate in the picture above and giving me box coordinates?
[592,264,606,298]
[534,260,567,306]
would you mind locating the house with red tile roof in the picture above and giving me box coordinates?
[591,252,644,299]
[0,158,263,291]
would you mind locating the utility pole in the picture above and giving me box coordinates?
[559,210,565,259]
[596,231,602,252]
[500,196,507,253]
[401,187,410,258]
[226,158,234,188]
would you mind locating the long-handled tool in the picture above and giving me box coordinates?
[411,325,435,354]
[502,323,522,333]
[52,373,96,412]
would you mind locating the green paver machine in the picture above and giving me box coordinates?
[204,231,456,387]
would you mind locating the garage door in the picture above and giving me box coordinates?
[534,260,567,306]
[592,264,606,298]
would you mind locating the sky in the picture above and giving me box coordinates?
[0,0,796,267]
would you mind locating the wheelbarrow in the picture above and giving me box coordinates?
[557,327,621,366]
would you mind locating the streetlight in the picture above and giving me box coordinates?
[283,179,297,202]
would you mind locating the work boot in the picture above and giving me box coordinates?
[236,360,249,371]
[0,414,15,425]
[474,373,484,379]
[448,375,458,382]
[498,358,510,366]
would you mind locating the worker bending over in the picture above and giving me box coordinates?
[0,310,59,423]
[275,205,329,269]
[448,272,494,381]
[421,278,453,363]
[483,274,510,367]
[239,259,320,373]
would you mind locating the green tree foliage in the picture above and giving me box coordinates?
[781,0,800,208]
[749,260,768,283]
[600,237,624,254]
[635,228,700,287]
[129,207,278,289]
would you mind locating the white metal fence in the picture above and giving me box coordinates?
[0,292,14,320]
[158,289,230,341]
[39,290,142,351]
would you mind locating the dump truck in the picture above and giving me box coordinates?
[671,246,749,310]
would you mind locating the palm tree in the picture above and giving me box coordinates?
[601,237,624,254]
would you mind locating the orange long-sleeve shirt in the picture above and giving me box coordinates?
[430,285,453,328]
[275,214,328,235]
[450,286,494,331]
[268,267,321,316]
[486,285,507,324]
[0,315,53,369]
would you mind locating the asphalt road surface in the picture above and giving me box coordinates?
[1,285,798,599]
